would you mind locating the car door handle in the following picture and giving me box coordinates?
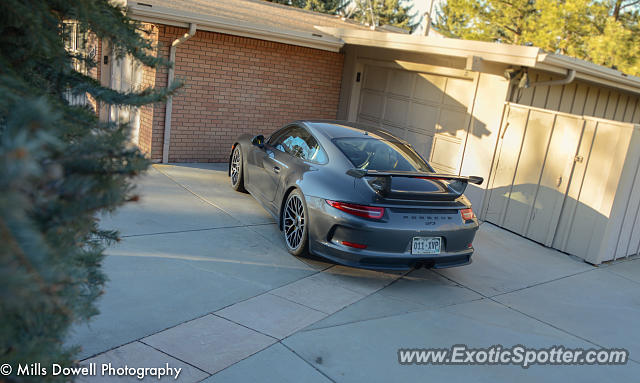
[273,166,280,174]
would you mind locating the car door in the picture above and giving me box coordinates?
[249,126,294,204]
[271,125,329,201]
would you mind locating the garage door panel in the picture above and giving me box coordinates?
[503,110,555,235]
[436,109,468,139]
[364,66,388,92]
[486,102,638,263]
[359,90,384,119]
[358,64,473,174]
[553,120,597,251]
[408,102,438,134]
[381,123,406,141]
[443,77,472,109]
[357,114,380,127]
[566,204,605,257]
[388,70,414,97]
[526,115,583,245]
[485,106,529,225]
[406,129,433,160]
[414,74,445,103]
[430,135,461,173]
[383,97,409,127]
[615,136,640,258]
[557,120,622,260]
[577,122,633,261]
[627,203,640,257]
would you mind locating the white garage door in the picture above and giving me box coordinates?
[356,64,474,173]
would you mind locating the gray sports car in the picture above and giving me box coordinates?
[229,120,483,270]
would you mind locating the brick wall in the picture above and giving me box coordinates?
[138,23,160,156]
[143,25,344,162]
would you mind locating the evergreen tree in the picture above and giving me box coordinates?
[0,0,175,381]
[266,0,343,13]
[434,0,640,76]
[265,0,415,30]
[305,0,343,13]
[350,0,416,30]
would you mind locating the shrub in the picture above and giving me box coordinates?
[0,1,175,381]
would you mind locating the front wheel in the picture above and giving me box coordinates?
[283,189,309,256]
[230,146,246,192]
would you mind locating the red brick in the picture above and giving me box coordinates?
[140,25,344,163]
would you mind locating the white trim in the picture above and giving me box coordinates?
[357,58,475,80]
[317,27,640,94]
[128,2,344,52]
[162,23,197,164]
[347,61,364,121]
[128,2,640,93]
[316,27,540,67]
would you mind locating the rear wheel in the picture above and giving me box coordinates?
[283,189,309,256]
[230,146,246,192]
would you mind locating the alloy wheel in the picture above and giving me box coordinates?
[284,194,305,250]
[231,147,240,186]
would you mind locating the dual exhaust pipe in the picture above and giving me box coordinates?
[411,261,435,269]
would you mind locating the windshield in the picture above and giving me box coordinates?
[333,137,434,172]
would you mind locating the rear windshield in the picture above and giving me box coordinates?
[333,137,434,172]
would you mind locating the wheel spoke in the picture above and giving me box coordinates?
[231,149,240,185]
[283,194,305,250]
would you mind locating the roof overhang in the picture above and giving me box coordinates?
[317,27,640,94]
[536,53,640,95]
[315,27,541,67]
[127,2,344,52]
[127,2,640,94]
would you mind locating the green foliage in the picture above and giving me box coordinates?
[0,0,174,381]
[305,0,344,13]
[265,0,415,31]
[434,0,640,76]
[265,0,342,12]
[266,0,307,7]
[350,0,416,30]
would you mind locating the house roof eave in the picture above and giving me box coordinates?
[128,2,344,52]
[318,26,640,94]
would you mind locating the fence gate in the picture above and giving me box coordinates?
[484,103,640,263]
[484,103,583,246]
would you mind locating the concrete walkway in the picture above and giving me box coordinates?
[68,164,640,382]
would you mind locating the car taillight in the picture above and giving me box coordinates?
[460,208,475,221]
[326,200,385,219]
[342,241,367,249]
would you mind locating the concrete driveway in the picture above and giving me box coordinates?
[68,164,640,382]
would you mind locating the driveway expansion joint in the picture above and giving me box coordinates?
[74,164,640,381]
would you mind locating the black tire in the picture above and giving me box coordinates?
[230,145,246,192]
[282,189,309,257]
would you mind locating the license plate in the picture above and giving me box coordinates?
[411,237,441,255]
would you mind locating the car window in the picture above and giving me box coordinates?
[333,137,434,172]
[267,126,293,151]
[272,126,327,163]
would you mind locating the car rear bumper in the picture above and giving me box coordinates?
[309,240,473,270]
[305,195,478,271]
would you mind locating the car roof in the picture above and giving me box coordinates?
[299,120,406,142]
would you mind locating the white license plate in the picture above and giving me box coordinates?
[411,237,441,255]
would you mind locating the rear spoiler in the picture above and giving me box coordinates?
[346,169,484,185]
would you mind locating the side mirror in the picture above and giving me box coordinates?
[252,135,265,148]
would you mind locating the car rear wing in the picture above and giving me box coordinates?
[346,169,484,185]
[346,169,484,200]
